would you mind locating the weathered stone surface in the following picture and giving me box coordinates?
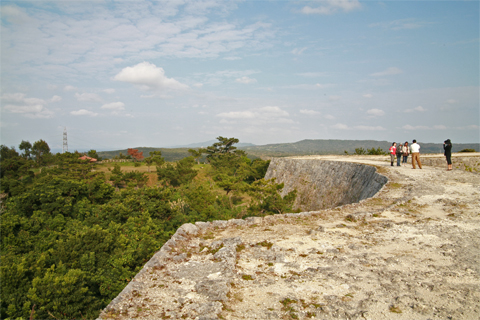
[265,158,388,211]
[98,155,480,320]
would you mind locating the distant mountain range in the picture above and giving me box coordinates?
[96,139,479,161]
[166,140,255,148]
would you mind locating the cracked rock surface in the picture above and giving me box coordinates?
[98,156,480,320]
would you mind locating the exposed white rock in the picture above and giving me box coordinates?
[98,155,480,320]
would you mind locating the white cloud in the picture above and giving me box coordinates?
[465,125,479,130]
[367,108,385,116]
[114,62,189,92]
[50,95,62,102]
[1,93,54,118]
[7,106,54,119]
[370,67,403,77]
[218,110,256,119]
[216,106,292,124]
[402,125,430,130]
[291,47,307,55]
[433,125,447,130]
[236,76,257,84]
[354,125,386,131]
[1,5,30,24]
[103,88,116,94]
[300,109,321,115]
[363,94,373,98]
[301,0,361,15]
[324,114,335,120]
[75,92,102,102]
[64,85,77,91]
[70,109,98,116]
[332,123,349,130]
[332,123,385,131]
[370,19,430,31]
[405,106,426,113]
[101,102,125,111]
[193,83,204,88]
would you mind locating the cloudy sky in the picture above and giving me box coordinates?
[1,0,479,151]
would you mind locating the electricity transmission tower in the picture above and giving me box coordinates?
[63,127,68,153]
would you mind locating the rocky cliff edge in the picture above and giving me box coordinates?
[98,155,480,320]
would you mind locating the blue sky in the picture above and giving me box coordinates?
[1,0,479,151]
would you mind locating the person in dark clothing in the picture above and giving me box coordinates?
[444,139,453,171]
[396,142,403,166]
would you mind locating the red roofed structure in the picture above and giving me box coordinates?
[79,155,97,162]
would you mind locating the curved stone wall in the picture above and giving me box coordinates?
[265,158,388,211]
[98,158,388,319]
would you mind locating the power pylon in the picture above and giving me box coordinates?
[63,127,68,153]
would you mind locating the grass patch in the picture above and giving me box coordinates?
[236,243,246,252]
[389,305,402,313]
[256,240,273,249]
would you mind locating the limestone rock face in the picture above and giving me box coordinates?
[98,156,480,320]
[265,158,388,211]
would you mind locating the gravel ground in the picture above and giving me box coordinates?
[99,156,480,320]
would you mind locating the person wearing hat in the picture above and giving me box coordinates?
[444,139,453,171]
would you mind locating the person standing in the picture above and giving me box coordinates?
[410,139,422,169]
[389,142,396,166]
[396,142,403,166]
[444,139,453,171]
[402,141,409,166]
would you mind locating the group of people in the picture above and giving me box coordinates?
[388,139,453,170]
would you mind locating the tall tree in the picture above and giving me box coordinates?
[19,140,32,159]
[87,149,100,160]
[188,148,203,164]
[145,151,165,172]
[127,148,144,162]
[204,136,244,159]
[31,139,51,164]
[0,145,19,160]
[157,156,197,187]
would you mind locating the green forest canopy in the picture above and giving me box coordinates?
[0,137,296,320]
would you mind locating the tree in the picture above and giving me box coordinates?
[109,164,124,188]
[367,147,386,155]
[188,148,203,164]
[203,137,251,195]
[354,147,366,155]
[0,145,19,160]
[127,148,144,162]
[204,136,245,159]
[19,140,32,159]
[145,151,165,172]
[87,149,101,160]
[246,178,297,216]
[32,139,51,164]
[157,156,197,187]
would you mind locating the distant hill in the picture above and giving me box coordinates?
[167,140,255,148]
[240,139,479,158]
[97,140,479,161]
[97,147,192,162]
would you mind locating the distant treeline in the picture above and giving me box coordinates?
[98,139,479,160]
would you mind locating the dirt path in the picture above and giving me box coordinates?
[99,156,480,320]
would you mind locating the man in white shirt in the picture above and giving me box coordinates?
[410,139,422,169]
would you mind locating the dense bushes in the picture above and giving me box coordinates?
[0,137,296,319]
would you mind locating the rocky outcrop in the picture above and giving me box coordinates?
[265,158,387,211]
[98,156,480,320]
